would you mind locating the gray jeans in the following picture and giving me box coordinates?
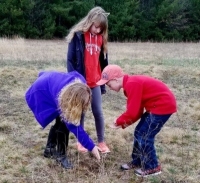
[80,85,105,143]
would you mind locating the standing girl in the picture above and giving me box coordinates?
[66,6,110,153]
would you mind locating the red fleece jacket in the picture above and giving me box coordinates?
[116,75,177,128]
[84,32,102,88]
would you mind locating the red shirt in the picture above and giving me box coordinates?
[116,75,177,128]
[84,32,102,88]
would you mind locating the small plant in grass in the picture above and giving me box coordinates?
[19,166,29,174]
[191,125,199,131]
[170,135,179,144]
[182,134,191,140]
[0,123,12,133]
[148,176,162,183]
[167,167,176,174]
[2,181,9,183]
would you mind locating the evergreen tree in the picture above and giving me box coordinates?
[24,0,55,39]
[184,0,200,41]
[0,0,26,37]
[95,0,140,41]
[50,0,93,37]
[0,0,199,41]
[137,0,188,41]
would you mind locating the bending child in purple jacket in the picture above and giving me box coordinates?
[25,71,100,169]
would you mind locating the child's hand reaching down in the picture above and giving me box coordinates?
[92,146,101,161]
[109,122,121,129]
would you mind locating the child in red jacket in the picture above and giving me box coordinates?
[96,65,177,177]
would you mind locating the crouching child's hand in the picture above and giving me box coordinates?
[109,122,121,129]
[92,146,101,161]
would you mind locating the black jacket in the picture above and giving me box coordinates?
[67,31,108,94]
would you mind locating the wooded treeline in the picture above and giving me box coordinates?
[0,0,199,41]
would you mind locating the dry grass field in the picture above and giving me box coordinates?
[0,38,200,183]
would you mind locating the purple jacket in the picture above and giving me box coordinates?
[25,71,95,151]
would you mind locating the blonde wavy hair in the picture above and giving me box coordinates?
[66,6,109,54]
[58,80,91,125]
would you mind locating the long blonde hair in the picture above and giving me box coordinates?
[58,80,91,125]
[66,6,109,53]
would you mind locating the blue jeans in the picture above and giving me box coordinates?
[132,112,171,170]
[80,86,104,143]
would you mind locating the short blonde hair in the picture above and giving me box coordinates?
[58,80,91,125]
[66,6,109,54]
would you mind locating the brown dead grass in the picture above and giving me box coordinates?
[0,38,200,183]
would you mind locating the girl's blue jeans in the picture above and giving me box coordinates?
[132,112,171,170]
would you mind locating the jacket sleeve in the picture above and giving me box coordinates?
[67,36,76,72]
[99,50,108,94]
[116,82,144,129]
[100,85,106,94]
[65,122,95,151]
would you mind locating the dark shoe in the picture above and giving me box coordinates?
[135,165,162,177]
[121,161,139,170]
[44,147,57,158]
[56,155,73,169]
